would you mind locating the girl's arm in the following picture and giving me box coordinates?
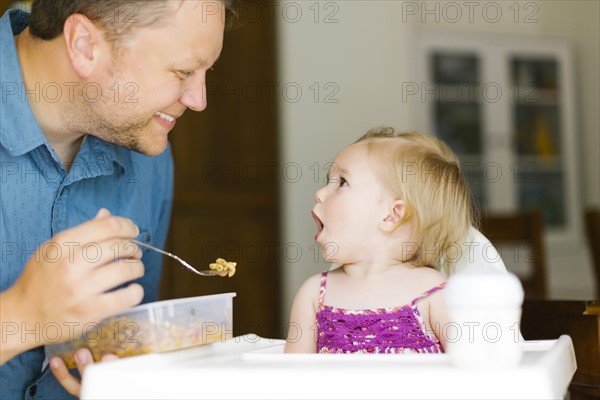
[284,274,321,353]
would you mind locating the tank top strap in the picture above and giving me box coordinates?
[318,271,329,306]
[410,281,446,308]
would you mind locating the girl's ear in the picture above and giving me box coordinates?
[63,14,104,78]
[380,200,407,233]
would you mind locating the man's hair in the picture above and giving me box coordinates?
[29,0,239,42]
[355,127,478,275]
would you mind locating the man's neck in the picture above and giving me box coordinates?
[15,28,84,170]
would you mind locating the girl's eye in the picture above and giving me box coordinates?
[325,175,347,186]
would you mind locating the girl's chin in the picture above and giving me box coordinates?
[319,245,341,264]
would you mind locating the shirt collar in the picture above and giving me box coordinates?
[82,135,130,174]
[0,9,47,156]
[0,9,128,173]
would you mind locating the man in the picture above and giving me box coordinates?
[0,0,236,397]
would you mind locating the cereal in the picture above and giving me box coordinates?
[55,317,229,369]
[209,258,237,277]
[46,293,235,369]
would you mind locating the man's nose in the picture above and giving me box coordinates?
[180,72,207,112]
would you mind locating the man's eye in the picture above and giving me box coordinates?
[177,70,195,79]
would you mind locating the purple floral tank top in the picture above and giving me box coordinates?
[316,271,445,354]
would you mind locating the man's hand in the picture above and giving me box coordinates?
[0,208,145,365]
[50,348,118,398]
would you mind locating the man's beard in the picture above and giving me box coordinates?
[60,96,154,156]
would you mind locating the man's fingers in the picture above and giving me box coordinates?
[77,283,145,323]
[73,238,142,270]
[99,283,145,313]
[101,354,118,362]
[53,214,139,250]
[50,356,81,398]
[94,208,111,219]
[75,347,94,377]
[81,259,145,296]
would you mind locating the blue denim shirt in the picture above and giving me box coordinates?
[1,9,174,399]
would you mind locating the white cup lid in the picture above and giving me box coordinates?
[445,268,524,307]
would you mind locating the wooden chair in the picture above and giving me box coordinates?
[585,208,600,299]
[521,300,600,400]
[479,209,548,299]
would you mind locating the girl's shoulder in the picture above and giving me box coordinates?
[294,272,325,302]
[301,272,325,288]
[294,272,330,313]
[408,266,447,291]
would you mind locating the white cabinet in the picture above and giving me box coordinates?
[416,31,581,245]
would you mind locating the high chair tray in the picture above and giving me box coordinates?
[81,334,576,400]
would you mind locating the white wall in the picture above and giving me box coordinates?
[277,0,599,322]
[538,1,600,207]
[277,1,416,320]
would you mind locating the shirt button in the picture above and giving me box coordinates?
[29,385,37,396]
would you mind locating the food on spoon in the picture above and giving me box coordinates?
[209,258,237,277]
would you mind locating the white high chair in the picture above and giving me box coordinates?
[448,226,508,276]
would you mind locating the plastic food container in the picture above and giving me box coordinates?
[45,293,235,368]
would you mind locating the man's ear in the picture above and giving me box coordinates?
[63,14,103,78]
[380,200,408,233]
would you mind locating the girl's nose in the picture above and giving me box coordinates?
[315,187,326,203]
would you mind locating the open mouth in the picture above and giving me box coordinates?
[312,211,324,240]
[154,111,178,131]
[155,111,176,123]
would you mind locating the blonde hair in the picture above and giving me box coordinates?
[355,127,477,275]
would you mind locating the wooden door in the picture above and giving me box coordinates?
[159,1,281,338]
[1,1,10,15]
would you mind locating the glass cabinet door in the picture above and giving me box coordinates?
[430,53,486,209]
[510,58,564,226]
[419,31,580,244]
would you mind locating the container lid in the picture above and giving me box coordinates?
[120,292,237,315]
[444,269,524,307]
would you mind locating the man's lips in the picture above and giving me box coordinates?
[154,111,184,131]
[312,211,324,240]
[155,111,176,122]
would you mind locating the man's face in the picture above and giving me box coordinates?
[70,1,225,156]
